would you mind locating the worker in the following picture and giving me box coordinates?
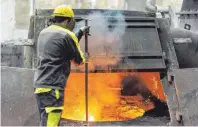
[33,5,90,126]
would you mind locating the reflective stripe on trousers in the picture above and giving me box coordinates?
[34,88,64,126]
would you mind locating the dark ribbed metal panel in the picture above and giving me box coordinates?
[30,10,164,70]
[181,0,198,11]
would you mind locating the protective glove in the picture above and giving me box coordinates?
[80,26,91,36]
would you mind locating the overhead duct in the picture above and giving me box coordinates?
[170,28,198,68]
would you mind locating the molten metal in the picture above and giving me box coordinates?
[61,72,166,121]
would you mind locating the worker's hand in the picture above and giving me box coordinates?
[85,52,90,60]
[80,26,91,36]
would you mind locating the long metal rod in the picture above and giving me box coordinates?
[30,0,36,16]
[85,19,89,123]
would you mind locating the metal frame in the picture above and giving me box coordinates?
[84,19,89,124]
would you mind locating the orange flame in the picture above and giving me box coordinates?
[61,72,166,121]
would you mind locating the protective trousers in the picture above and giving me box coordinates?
[34,88,64,126]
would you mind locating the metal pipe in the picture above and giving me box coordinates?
[170,28,198,39]
[170,28,198,68]
[29,0,36,16]
[85,19,89,123]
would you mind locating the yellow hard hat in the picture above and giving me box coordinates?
[51,5,74,18]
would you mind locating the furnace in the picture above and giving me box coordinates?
[58,12,170,124]
[27,9,175,125]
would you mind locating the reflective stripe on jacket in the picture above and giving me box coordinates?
[34,25,84,89]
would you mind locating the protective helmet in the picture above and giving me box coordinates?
[51,5,74,18]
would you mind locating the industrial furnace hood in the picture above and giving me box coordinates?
[75,17,166,72]
[29,9,165,72]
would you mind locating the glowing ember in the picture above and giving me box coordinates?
[89,115,95,121]
[61,73,166,121]
[83,114,95,121]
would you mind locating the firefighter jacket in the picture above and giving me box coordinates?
[34,25,85,90]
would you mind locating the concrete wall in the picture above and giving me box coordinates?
[15,0,30,29]
[1,43,24,67]
[1,0,16,41]
[1,0,30,67]
[1,67,39,126]
[0,0,29,42]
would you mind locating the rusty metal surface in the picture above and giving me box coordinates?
[1,67,39,126]
[173,68,198,126]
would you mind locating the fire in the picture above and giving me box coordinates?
[83,114,95,121]
[89,115,95,121]
[61,72,166,121]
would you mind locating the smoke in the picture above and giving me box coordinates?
[82,11,126,52]
[121,74,170,117]
[121,75,152,98]
[169,6,180,28]
[74,11,127,71]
